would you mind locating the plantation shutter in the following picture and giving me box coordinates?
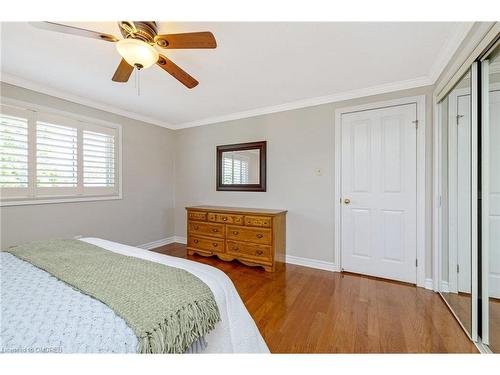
[83,127,116,189]
[0,106,30,198]
[36,121,78,188]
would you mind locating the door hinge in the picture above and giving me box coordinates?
[457,264,460,273]
[416,259,418,267]
[412,120,418,129]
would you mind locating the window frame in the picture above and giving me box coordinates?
[0,98,122,207]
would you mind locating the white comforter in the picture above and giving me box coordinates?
[80,238,269,353]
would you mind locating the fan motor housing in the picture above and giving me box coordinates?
[119,21,158,44]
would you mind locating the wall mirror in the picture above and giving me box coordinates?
[440,68,474,337]
[481,41,500,354]
[216,141,266,191]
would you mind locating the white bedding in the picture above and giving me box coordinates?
[80,238,269,354]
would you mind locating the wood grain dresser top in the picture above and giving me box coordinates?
[185,205,287,215]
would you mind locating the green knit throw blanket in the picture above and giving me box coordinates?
[4,239,220,353]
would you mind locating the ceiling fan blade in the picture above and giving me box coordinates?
[156,54,199,89]
[154,32,216,49]
[112,59,134,82]
[30,22,119,42]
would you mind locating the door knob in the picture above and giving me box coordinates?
[344,198,351,204]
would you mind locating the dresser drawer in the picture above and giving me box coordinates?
[188,236,224,253]
[226,225,272,245]
[244,215,272,228]
[226,240,271,261]
[208,212,244,225]
[188,211,207,221]
[188,221,225,238]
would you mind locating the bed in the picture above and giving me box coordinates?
[0,237,269,354]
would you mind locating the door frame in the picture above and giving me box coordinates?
[334,95,427,288]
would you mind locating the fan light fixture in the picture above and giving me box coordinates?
[116,39,159,69]
[30,21,216,88]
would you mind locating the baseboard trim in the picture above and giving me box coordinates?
[138,238,435,286]
[174,236,187,244]
[441,281,450,293]
[141,237,340,272]
[285,255,340,272]
[138,236,176,250]
[424,278,434,291]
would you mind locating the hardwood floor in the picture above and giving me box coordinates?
[152,243,478,353]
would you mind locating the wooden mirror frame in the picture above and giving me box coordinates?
[216,141,267,192]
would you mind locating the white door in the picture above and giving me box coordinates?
[489,89,500,299]
[340,104,417,284]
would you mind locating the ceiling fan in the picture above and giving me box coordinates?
[30,21,217,89]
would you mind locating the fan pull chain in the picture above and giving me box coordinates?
[137,69,141,96]
[134,68,141,96]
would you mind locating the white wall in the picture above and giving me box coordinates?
[174,85,435,277]
[0,83,176,249]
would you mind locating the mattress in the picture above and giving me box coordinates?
[0,238,269,354]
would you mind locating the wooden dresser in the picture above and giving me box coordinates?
[186,205,287,272]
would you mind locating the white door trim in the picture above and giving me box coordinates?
[470,63,479,342]
[334,95,427,288]
[481,61,490,345]
[433,93,441,292]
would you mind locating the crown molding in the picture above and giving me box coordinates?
[427,22,475,83]
[2,71,433,131]
[0,72,174,129]
[172,75,433,129]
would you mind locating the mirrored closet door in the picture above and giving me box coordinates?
[481,42,500,354]
[440,68,475,338]
[438,35,500,353]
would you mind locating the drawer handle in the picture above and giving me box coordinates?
[232,246,239,251]
[232,231,239,235]
[222,217,228,221]
[212,243,218,247]
[256,234,264,238]
[193,239,199,244]
[212,228,219,232]
[256,250,263,256]
[194,225,199,230]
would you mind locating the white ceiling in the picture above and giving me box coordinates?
[1,22,471,129]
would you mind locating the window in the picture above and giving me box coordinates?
[0,103,121,205]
